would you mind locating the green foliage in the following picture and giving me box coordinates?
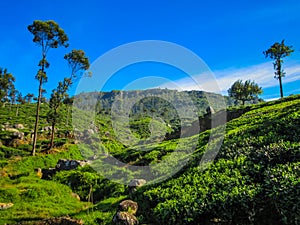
[263,40,294,98]
[228,79,263,105]
[1,94,300,224]
[134,95,300,225]
[0,67,17,105]
[53,166,125,203]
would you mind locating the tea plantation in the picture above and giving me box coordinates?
[0,95,299,224]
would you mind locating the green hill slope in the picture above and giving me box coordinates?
[0,95,299,225]
[134,95,300,225]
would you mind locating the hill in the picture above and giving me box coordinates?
[0,93,299,225]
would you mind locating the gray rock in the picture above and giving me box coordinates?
[119,200,138,215]
[14,124,24,129]
[128,179,146,187]
[128,179,146,195]
[56,159,88,171]
[112,211,139,225]
[5,127,19,133]
[12,131,24,140]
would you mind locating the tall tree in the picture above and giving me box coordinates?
[28,20,69,156]
[0,68,16,107]
[263,40,294,98]
[228,80,263,105]
[47,49,90,149]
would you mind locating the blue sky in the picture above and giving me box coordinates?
[1,0,300,100]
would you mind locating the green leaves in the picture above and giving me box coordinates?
[263,40,294,98]
[228,79,263,105]
[28,20,69,51]
[0,67,16,105]
[64,49,90,80]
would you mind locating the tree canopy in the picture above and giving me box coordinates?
[228,80,263,105]
[0,68,16,106]
[263,40,294,98]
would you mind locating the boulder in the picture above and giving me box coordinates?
[84,129,95,136]
[0,203,13,210]
[5,127,19,133]
[112,211,139,225]
[119,200,138,215]
[55,159,88,171]
[128,179,146,187]
[128,179,146,194]
[12,131,25,140]
[14,124,24,129]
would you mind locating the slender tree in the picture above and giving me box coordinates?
[263,40,294,98]
[228,80,263,105]
[28,20,69,155]
[47,49,90,149]
[0,68,16,107]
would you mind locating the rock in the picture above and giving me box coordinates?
[0,202,14,210]
[128,179,146,187]
[42,126,52,132]
[128,179,146,194]
[14,124,24,129]
[85,129,95,136]
[55,159,88,171]
[12,131,25,140]
[119,200,138,215]
[5,127,19,133]
[71,193,81,201]
[112,211,139,225]
[3,122,10,128]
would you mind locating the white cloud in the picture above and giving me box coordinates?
[157,61,300,97]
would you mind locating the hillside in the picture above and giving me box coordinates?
[0,94,299,225]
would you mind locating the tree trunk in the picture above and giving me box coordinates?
[50,122,55,149]
[32,79,43,156]
[277,59,284,98]
[66,106,70,127]
[278,76,283,98]
[16,105,19,117]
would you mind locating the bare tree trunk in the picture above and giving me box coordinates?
[32,79,43,156]
[277,60,284,98]
[50,122,55,149]
[16,105,19,117]
[279,76,283,98]
[66,106,70,127]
